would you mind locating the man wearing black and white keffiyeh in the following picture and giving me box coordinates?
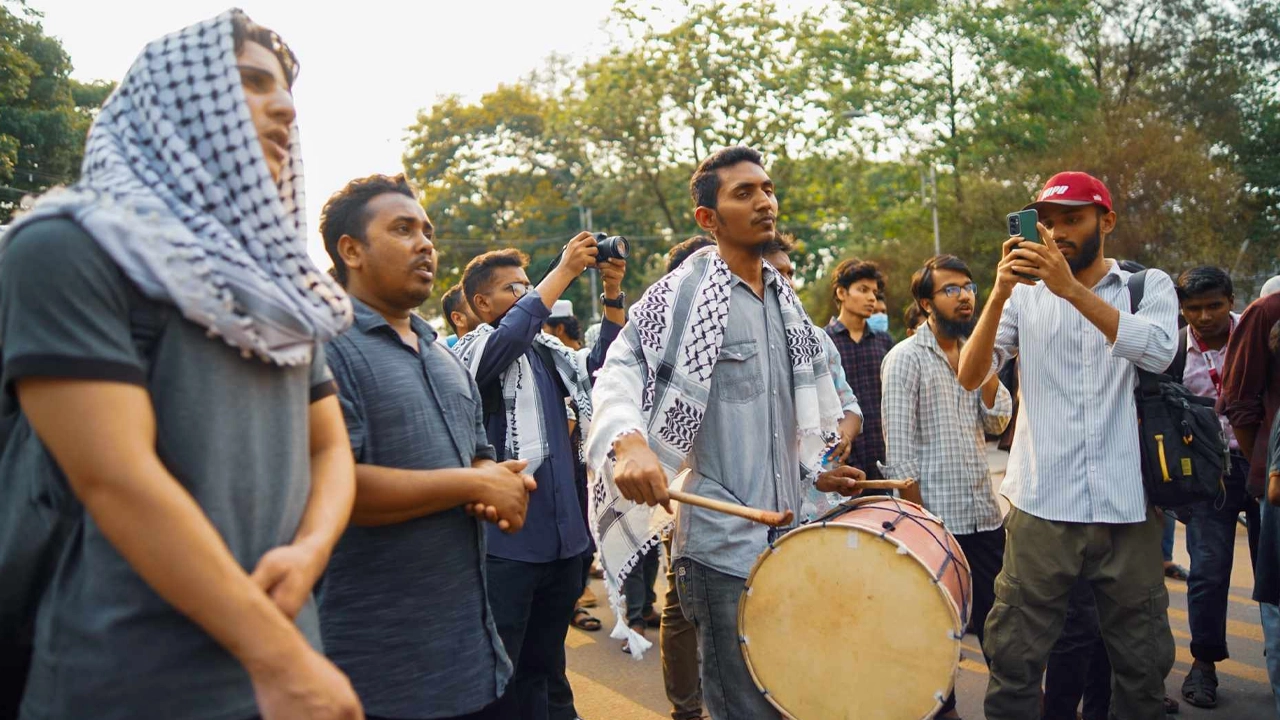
[0,10,361,720]
[585,147,868,720]
[453,235,628,720]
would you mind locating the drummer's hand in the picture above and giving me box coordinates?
[815,465,866,497]
[613,432,672,512]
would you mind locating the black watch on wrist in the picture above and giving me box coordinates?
[601,292,626,309]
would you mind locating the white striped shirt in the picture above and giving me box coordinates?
[992,261,1179,524]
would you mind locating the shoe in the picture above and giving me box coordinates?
[621,623,647,654]
[1163,562,1190,581]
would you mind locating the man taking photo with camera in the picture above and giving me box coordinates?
[454,232,626,720]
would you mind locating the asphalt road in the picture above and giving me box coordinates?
[565,446,1276,719]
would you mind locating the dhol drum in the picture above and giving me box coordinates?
[737,496,973,720]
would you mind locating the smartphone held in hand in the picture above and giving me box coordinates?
[1006,209,1040,281]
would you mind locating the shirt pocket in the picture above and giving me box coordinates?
[711,340,763,404]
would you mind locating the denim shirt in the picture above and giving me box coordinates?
[673,273,800,579]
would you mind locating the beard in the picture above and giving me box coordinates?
[1066,225,1102,274]
[933,311,978,339]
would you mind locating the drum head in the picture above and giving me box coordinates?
[739,523,962,720]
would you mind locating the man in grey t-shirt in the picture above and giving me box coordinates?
[0,12,360,720]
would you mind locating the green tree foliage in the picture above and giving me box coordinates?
[392,0,1277,323]
[0,2,114,222]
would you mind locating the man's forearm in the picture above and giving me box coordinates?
[349,464,484,526]
[291,396,356,559]
[1064,282,1120,343]
[959,291,1007,390]
[18,380,312,677]
[536,266,577,311]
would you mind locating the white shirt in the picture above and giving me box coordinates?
[1181,314,1240,450]
[992,262,1179,524]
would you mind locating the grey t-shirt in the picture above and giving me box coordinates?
[672,273,800,579]
[0,218,333,720]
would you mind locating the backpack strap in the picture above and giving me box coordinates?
[1125,270,1164,393]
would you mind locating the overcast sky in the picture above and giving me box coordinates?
[33,0,821,267]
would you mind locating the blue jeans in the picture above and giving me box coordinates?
[673,558,780,720]
[1182,454,1252,662]
[1261,603,1280,717]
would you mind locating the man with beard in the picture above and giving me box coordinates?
[442,284,481,348]
[958,172,1178,720]
[318,174,535,720]
[880,254,1012,719]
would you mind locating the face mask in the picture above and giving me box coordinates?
[867,312,889,334]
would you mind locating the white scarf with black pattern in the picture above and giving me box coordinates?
[584,246,842,658]
[0,9,351,365]
[452,324,594,475]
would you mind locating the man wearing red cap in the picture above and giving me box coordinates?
[959,172,1179,720]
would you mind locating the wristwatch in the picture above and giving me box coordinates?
[601,292,626,309]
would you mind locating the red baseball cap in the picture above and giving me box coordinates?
[1024,171,1113,213]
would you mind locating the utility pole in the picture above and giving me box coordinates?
[583,207,599,322]
[930,165,940,256]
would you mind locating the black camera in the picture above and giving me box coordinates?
[593,232,630,263]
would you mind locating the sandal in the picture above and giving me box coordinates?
[571,607,602,632]
[642,609,661,629]
[1181,665,1217,708]
[578,587,598,609]
[1164,563,1190,581]
[1164,695,1180,714]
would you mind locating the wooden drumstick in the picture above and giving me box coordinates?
[667,489,795,528]
[852,479,917,491]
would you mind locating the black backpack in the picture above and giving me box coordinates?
[1128,271,1230,508]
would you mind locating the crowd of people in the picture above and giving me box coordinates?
[1,10,1279,720]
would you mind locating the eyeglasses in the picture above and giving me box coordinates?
[498,282,533,299]
[933,282,977,299]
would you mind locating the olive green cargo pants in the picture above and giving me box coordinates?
[984,505,1175,720]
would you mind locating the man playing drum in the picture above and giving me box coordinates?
[585,146,865,719]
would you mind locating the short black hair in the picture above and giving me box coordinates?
[911,254,974,305]
[546,316,582,343]
[230,10,299,89]
[761,232,797,257]
[320,173,417,286]
[830,258,884,302]
[441,284,465,335]
[665,235,716,273]
[462,249,529,314]
[689,146,764,210]
[1176,266,1234,302]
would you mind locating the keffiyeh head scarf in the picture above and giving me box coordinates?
[1,8,351,365]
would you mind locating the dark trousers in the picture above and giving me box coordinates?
[940,526,1006,714]
[623,546,660,627]
[364,704,506,720]
[486,555,585,720]
[1184,454,1255,662]
[660,534,702,720]
[547,549,594,719]
[1043,577,1112,720]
